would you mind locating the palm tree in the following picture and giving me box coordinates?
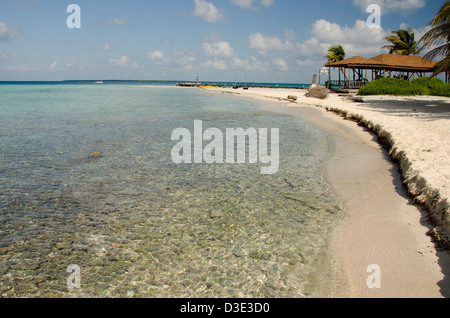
[382,28,421,55]
[420,1,450,80]
[325,45,345,63]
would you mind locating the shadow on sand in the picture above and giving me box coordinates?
[362,97,450,121]
[386,151,450,298]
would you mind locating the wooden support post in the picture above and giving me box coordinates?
[339,67,341,88]
[348,67,351,89]
[328,67,331,89]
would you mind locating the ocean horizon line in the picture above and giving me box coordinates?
[0,80,310,87]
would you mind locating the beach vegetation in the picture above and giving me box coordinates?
[358,77,450,97]
[325,45,346,63]
[430,81,450,96]
[382,28,421,56]
[412,77,450,96]
[420,1,450,79]
[358,78,427,96]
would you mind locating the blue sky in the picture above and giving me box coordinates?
[0,0,444,82]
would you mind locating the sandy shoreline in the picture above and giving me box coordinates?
[199,86,450,298]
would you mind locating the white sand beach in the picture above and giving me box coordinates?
[200,86,450,298]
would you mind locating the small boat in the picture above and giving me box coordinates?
[95,81,104,84]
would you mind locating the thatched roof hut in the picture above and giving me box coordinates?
[325,54,439,90]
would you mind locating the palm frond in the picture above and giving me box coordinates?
[419,0,450,76]
[383,28,420,55]
[325,45,345,63]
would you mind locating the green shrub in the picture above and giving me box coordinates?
[411,77,433,87]
[431,83,450,97]
[359,77,450,97]
[413,77,450,97]
[412,77,444,93]
[358,78,428,96]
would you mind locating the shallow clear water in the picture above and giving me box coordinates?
[0,85,341,298]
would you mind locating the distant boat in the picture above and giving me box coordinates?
[95,81,104,84]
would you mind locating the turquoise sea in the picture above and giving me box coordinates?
[0,82,341,298]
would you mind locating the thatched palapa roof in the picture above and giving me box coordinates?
[325,56,385,68]
[326,54,437,72]
[370,54,437,71]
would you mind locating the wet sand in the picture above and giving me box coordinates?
[201,86,450,298]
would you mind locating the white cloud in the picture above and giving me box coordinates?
[193,0,225,23]
[106,18,127,27]
[248,19,387,61]
[101,43,111,51]
[231,0,253,9]
[93,43,111,52]
[148,50,196,70]
[230,0,275,9]
[202,31,222,42]
[66,60,76,68]
[231,55,245,68]
[49,61,58,71]
[246,56,270,71]
[202,41,235,57]
[283,28,297,41]
[248,32,296,55]
[260,0,275,8]
[311,19,385,44]
[306,19,388,57]
[296,58,315,67]
[173,51,197,66]
[386,0,425,12]
[148,51,165,60]
[272,58,288,71]
[244,17,389,81]
[0,50,7,60]
[353,0,425,13]
[203,58,228,71]
[13,0,36,10]
[109,56,132,66]
[0,21,21,41]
